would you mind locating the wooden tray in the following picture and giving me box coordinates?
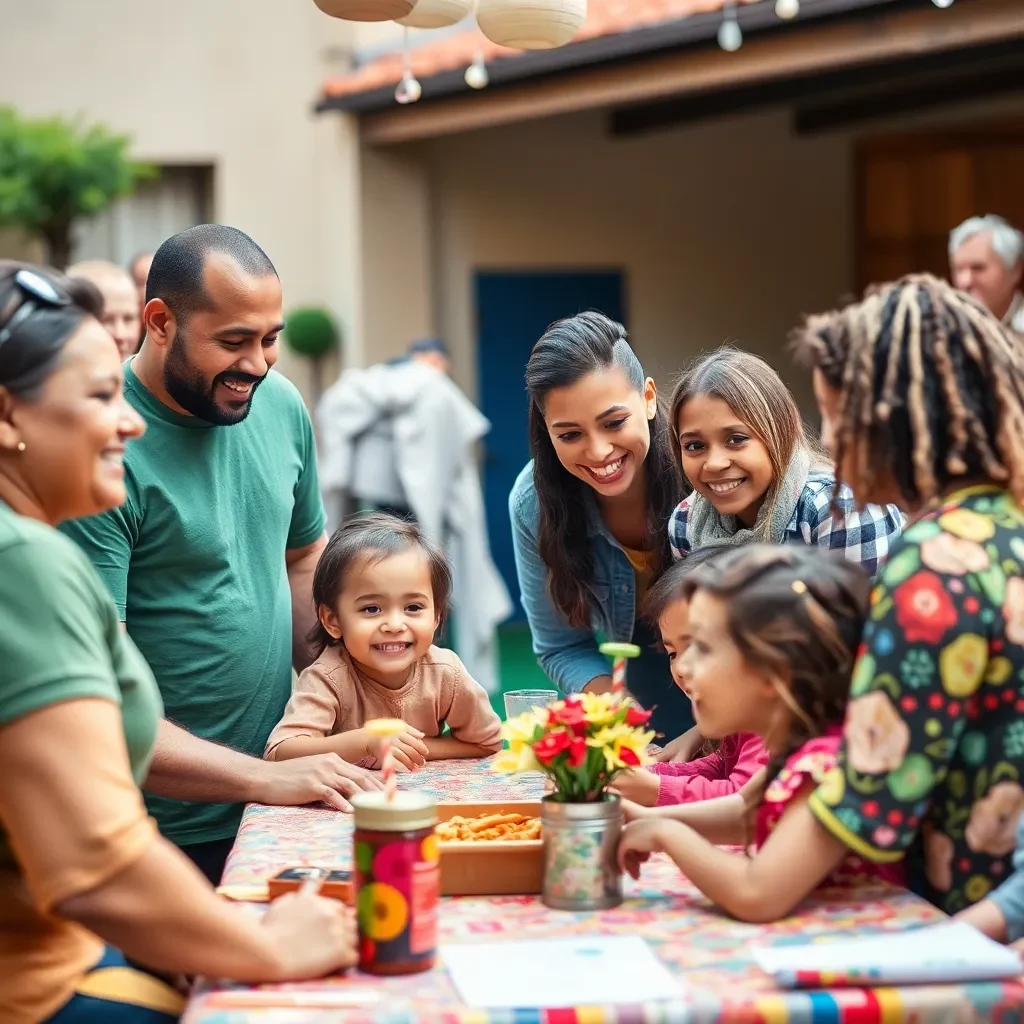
[437,800,543,897]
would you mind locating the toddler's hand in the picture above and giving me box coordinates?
[366,726,428,772]
[610,768,660,806]
[617,819,668,880]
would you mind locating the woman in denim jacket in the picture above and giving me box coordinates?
[509,312,690,739]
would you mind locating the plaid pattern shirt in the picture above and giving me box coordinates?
[668,470,905,577]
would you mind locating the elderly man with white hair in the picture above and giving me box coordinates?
[949,214,1024,333]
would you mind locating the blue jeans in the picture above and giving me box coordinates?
[46,947,183,1023]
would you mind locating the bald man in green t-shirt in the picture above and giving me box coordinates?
[63,225,379,884]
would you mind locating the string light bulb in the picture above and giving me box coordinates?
[395,72,422,103]
[394,26,422,104]
[717,2,742,51]
[775,0,799,19]
[932,0,954,6]
[464,54,489,89]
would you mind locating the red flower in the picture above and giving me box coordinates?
[892,572,958,644]
[567,736,588,768]
[534,730,572,764]
[549,702,587,735]
[625,705,652,727]
[619,746,642,767]
[863,801,880,818]
[928,693,945,710]
[948,702,961,717]
[901,696,918,713]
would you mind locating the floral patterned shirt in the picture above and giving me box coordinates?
[757,728,905,888]
[809,486,1024,913]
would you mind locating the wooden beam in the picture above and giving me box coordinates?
[362,0,1024,146]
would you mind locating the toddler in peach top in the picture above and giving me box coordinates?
[265,514,502,770]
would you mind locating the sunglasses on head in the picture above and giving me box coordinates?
[0,269,73,351]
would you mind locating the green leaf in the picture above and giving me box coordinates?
[0,106,153,266]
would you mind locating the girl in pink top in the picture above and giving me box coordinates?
[617,545,905,923]
[265,514,502,770]
[612,548,769,807]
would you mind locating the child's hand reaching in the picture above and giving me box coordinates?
[610,768,660,806]
[620,798,656,823]
[617,818,674,880]
[363,725,429,772]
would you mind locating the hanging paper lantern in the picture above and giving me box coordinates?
[476,0,586,50]
[398,0,474,28]
[313,0,416,21]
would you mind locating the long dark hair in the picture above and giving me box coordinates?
[525,311,683,629]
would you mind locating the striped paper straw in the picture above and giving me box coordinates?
[381,737,397,802]
[612,657,626,694]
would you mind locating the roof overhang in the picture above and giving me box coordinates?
[317,0,1024,146]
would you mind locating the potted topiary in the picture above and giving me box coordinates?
[283,307,340,404]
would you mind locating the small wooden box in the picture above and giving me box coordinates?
[437,800,544,897]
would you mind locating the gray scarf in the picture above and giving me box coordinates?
[683,446,811,549]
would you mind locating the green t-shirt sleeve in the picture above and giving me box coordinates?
[59,502,137,620]
[288,398,327,551]
[0,534,120,726]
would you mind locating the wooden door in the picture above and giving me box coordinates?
[857,123,1024,292]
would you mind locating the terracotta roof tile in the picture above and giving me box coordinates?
[323,0,761,99]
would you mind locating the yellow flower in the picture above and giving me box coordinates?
[938,634,987,698]
[580,691,620,727]
[500,710,544,753]
[492,744,543,775]
[937,509,995,543]
[586,724,654,771]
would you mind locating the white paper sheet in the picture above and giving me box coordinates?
[753,921,1023,987]
[442,936,682,1008]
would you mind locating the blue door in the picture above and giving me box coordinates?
[476,270,626,621]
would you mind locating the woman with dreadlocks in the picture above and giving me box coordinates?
[792,273,1024,919]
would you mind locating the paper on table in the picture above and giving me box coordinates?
[442,936,681,1009]
[753,921,1023,988]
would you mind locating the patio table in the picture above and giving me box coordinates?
[184,756,1024,1024]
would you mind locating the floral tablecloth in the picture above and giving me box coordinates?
[184,757,1024,1024]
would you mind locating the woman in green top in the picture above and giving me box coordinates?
[0,262,357,1024]
[791,274,1024,917]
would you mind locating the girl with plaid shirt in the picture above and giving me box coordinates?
[656,347,903,765]
[666,347,903,575]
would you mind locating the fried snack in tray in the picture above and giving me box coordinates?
[436,812,542,842]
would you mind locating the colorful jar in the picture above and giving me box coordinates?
[351,791,439,976]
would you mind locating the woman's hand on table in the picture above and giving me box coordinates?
[617,818,674,880]
[260,883,359,980]
[610,769,660,806]
[254,754,383,812]
[654,726,703,764]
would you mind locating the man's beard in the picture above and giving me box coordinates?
[164,331,266,426]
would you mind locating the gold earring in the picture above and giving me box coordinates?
[16,442,25,452]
